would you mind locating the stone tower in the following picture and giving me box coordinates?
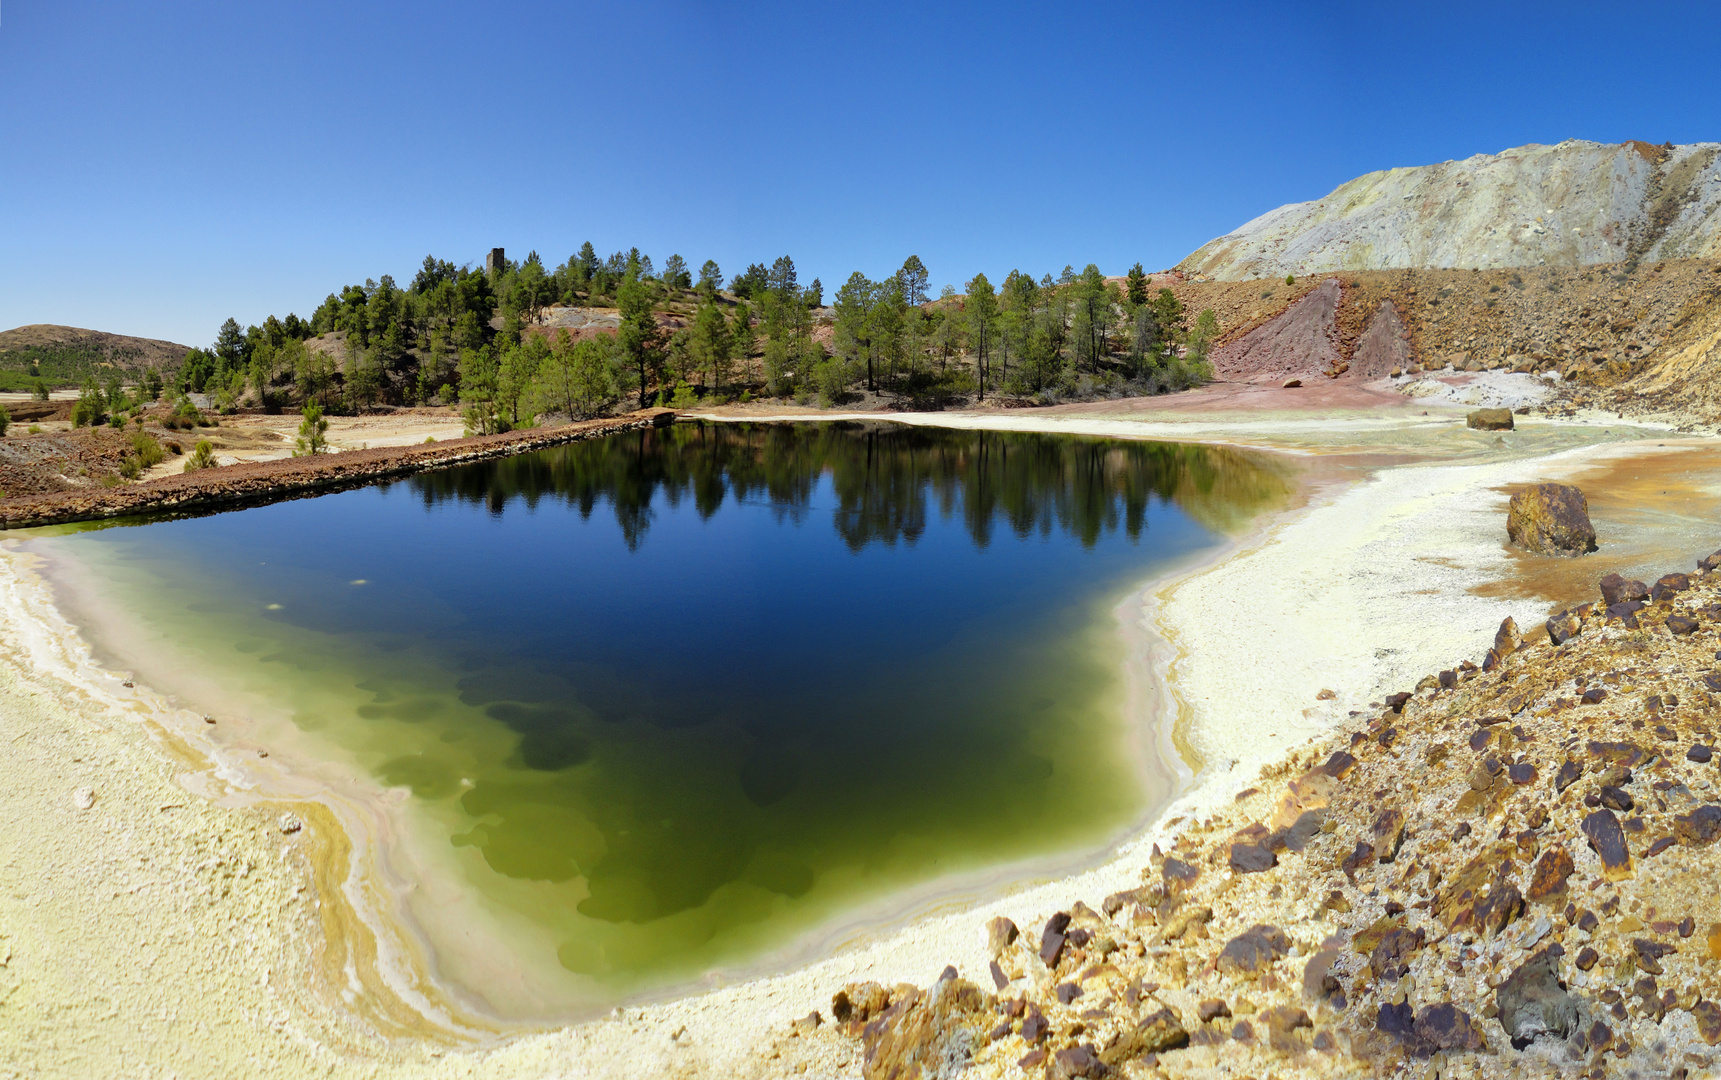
[486,248,506,274]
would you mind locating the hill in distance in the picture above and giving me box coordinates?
[1179,139,1721,281]
[0,324,191,391]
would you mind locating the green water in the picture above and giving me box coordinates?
[39,421,1290,1014]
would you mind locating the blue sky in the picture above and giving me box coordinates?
[3,0,1718,347]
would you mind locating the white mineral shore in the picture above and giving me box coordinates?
[0,410,1703,1078]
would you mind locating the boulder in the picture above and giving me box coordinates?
[1581,809,1634,880]
[858,976,991,1080]
[1467,408,1514,430]
[1098,1008,1189,1065]
[1507,483,1597,557]
[1599,573,1649,605]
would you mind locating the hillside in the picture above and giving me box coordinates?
[1179,140,1721,281]
[0,324,190,389]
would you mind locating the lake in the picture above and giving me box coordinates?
[37,421,1289,1016]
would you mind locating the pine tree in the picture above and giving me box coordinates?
[966,273,999,401]
[897,256,930,307]
[1126,263,1149,307]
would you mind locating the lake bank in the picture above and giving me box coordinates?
[1,410,1712,1077]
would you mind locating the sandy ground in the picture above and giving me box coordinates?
[4,394,1721,1078]
[135,410,471,481]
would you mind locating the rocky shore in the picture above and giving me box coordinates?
[0,410,672,529]
[825,551,1721,1079]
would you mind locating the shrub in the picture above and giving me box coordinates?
[668,382,699,409]
[28,424,41,435]
[183,440,216,472]
[1285,273,1296,286]
[0,403,9,436]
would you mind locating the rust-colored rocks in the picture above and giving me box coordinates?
[1467,408,1514,430]
[1369,926,1426,979]
[1048,1045,1104,1079]
[1257,1005,1313,1051]
[1600,573,1650,605]
[1494,616,1523,659]
[1508,483,1598,557]
[857,974,991,1080]
[1668,614,1700,635]
[1161,857,1199,897]
[1228,843,1277,874]
[1040,912,1072,966]
[1527,845,1575,903]
[1435,843,1520,932]
[1098,1007,1189,1066]
[1217,925,1291,979]
[1582,808,1635,880]
[1554,759,1582,793]
[1653,572,1692,600]
[1371,808,1407,862]
[1412,1003,1486,1054]
[1495,947,1580,1050]
[1545,609,1584,645]
[1631,938,1675,975]
[1689,744,1715,763]
[834,982,894,1033]
[985,917,1018,959]
[1598,785,1634,812]
[1693,1000,1721,1045]
[1674,804,1721,845]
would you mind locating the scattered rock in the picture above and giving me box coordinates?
[985,916,1018,959]
[1282,378,1302,388]
[790,1011,822,1036]
[1258,1005,1313,1051]
[1228,843,1277,874]
[1413,1003,1486,1053]
[1653,572,1692,600]
[1161,857,1199,897]
[1495,947,1579,1050]
[1600,573,1650,605]
[1693,1000,1721,1045]
[1674,805,1721,845]
[1217,925,1291,979]
[278,813,303,835]
[1049,1044,1104,1079]
[858,975,990,1080]
[1582,808,1634,880]
[1040,913,1071,967]
[1467,408,1514,430]
[1598,785,1634,812]
[72,787,95,811]
[1668,614,1700,636]
[1688,745,1714,764]
[1507,483,1598,557]
[1527,845,1575,903]
[1099,1008,1189,1065]
[1371,808,1407,862]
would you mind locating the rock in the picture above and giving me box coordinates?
[1468,408,1514,430]
[1040,913,1071,966]
[1554,760,1582,793]
[1508,483,1598,557]
[1600,573,1650,605]
[1414,1003,1485,1053]
[1693,1000,1721,1045]
[1582,809,1634,881]
[1196,999,1231,1023]
[791,1011,822,1036]
[1632,938,1675,975]
[985,917,1018,959]
[833,982,892,1030]
[1283,378,1302,388]
[1315,688,1335,700]
[1688,745,1714,764]
[1653,572,1692,600]
[1372,808,1407,862]
[1495,947,1579,1050]
[859,976,991,1080]
[1021,1005,1049,1046]
[1476,882,1525,935]
[1668,614,1700,636]
[1161,904,1212,941]
[1318,750,1357,778]
[1049,1045,1104,1079]
[1228,843,1277,874]
[1369,926,1426,978]
[1508,762,1539,784]
[72,787,95,811]
[1161,857,1199,897]
[1575,947,1598,971]
[1376,1000,1416,1041]
[1493,616,1523,658]
[1545,610,1583,645]
[1340,841,1375,882]
[1055,982,1082,1005]
[1598,785,1634,812]
[1099,1008,1188,1065]
[278,813,303,834]
[1217,925,1291,979]
[988,961,1007,990]
[1674,805,1721,845]
[1527,845,1575,903]
[1258,1005,1312,1051]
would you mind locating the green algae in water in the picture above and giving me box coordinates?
[43,422,1290,1011]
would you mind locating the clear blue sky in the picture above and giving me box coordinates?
[4,0,1719,347]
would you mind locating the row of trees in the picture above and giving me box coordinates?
[174,248,1217,423]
